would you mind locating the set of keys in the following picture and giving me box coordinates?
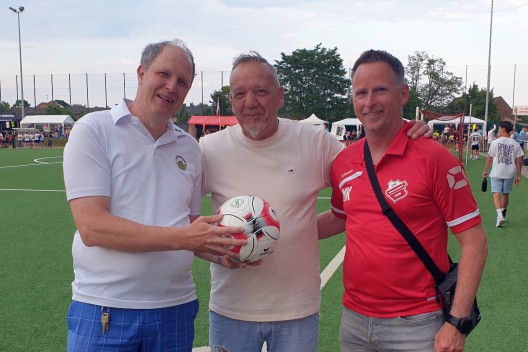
[101,307,110,334]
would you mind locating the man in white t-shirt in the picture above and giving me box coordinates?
[199,51,432,352]
[483,121,523,227]
[469,127,483,160]
[63,39,245,352]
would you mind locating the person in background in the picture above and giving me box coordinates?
[318,49,488,352]
[199,51,432,352]
[483,121,523,227]
[487,124,496,146]
[63,39,245,352]
[469,126,483,160]
[516,126,526,162]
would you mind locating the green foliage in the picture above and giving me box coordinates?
[46,104,71,115]
[14,99,30,108]
[175,104,191,123]
[403,89,421,120]
[275,44,351,122]
[210,86,233,116]
[406,51,463,110]
[0,101,11,113]
[448,83,499,124]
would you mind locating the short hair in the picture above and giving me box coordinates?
[351,49,405,85]
[231,51,280,86]
[140,39,195,80]
[499,120,513,133]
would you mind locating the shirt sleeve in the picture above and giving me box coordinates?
[63,121,112,201]
[431,152,481,234]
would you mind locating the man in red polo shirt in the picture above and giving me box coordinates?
[318,50,488,352]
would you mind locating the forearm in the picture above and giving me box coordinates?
[317,210,346,240]
[71,200,189,252]
[450,223,488,317]
[483,157,492,176]
[69,197,246,255]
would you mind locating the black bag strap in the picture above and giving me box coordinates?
[363,140,445,283]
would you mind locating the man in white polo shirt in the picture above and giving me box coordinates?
[63,39,245,352]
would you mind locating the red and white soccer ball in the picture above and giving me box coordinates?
[217,195,280,263]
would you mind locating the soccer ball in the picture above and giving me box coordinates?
[217,195,280,262]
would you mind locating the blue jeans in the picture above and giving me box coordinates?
[67,300,199,352]
[491,177,513,194]
[340,306,444,352]
[209,310,319,352]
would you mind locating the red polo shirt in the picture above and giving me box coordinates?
[330,123,481,317]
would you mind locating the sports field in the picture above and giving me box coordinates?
[0,147,526,351]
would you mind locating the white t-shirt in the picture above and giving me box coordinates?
[470,131,482,146]
[201,118,344,321]
[63,98,202,309]
[487,129,495,142]
[488,136,524,179]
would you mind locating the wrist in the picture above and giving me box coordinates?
[216,255,224,266]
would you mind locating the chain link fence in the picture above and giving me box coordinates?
[1,64,527,115]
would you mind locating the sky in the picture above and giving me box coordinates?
[1,0,527,111]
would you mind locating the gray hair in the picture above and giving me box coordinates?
[231,51,279,86]
[141,39,196,80]
[351,49,405,85]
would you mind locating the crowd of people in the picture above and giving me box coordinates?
[0,127,72,148]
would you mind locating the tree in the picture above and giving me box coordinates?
[275,44,351,122]
[14,99,30,108]
[448,83,499,124]
[46,104,71,115]
[0,101,11,114]
[405,51,463,111]
[403,89,421,120]
[210,86,233,116]
[175,104,191,123]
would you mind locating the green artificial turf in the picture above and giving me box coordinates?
[0,147,526,351]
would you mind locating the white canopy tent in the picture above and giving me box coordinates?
[299,113,327,125]
[330,118,363,140]
[427,116,485,130]
[20,115,75,132]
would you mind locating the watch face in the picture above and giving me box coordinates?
[459,318,474,334]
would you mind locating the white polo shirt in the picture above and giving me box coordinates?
[63,98,202,309]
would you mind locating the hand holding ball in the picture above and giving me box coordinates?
[216,195,280,262]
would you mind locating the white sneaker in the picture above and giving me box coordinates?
[496,216,505,227]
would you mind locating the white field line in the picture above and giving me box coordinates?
[320,245,346,289]
[193,244,346,352]
[0,157,65,192]
[0,156,63,169]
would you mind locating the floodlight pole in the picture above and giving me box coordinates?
[9,5,25,119]
[484,0,493,137]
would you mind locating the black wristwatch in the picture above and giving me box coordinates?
[446,314,474,335]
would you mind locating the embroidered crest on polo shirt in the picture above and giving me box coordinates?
[385,179,408,203]
[446,165,468,190]
[175,155,187,171]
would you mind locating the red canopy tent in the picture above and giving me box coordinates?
[187,115,238,139]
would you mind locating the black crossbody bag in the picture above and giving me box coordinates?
[363,141,480,335]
